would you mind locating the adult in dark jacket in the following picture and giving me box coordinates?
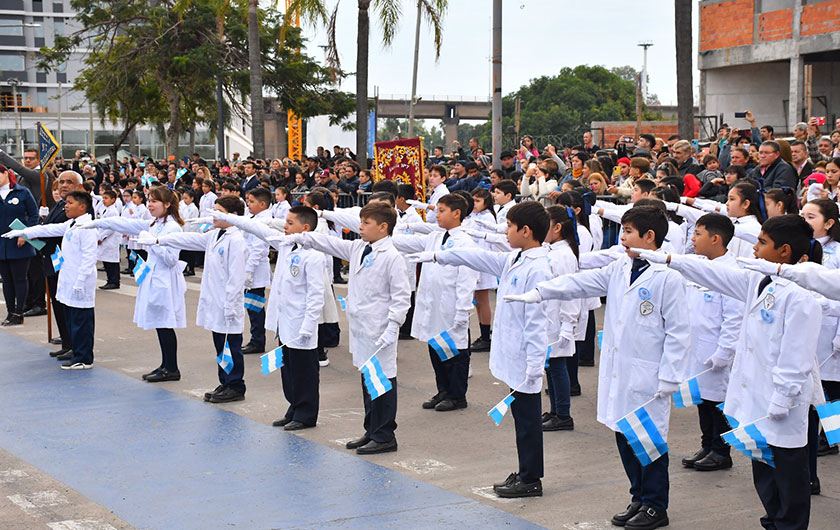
[672,140,704,177]
[0,149,55,206]
[0,164,39,326]
[749,141,798,190]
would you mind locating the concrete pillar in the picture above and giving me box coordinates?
[788,55,804,131]
[442,116,459,153]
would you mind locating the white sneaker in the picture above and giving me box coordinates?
[468,364,473,378]
[319,358,330,367]
[61,362,93,370]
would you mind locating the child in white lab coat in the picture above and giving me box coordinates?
[643,214,823,530]
[467,187,497,352]
[240,187,273,354]
[96,189,122,289]
[410,201,552,499]
[179,189,199,276]
[505,206,691,526]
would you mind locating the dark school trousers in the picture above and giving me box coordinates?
[103,261,120,286]
[752,445,810,530]
[427,344,470,400]
[281,346,320,426]
[616,431,669,511]
[546,357,571,418]
[65,305,94,365]
[48,273,72,350]
[212,332,245,394]
[511,389,544,483]
[361,374,397,443]
[698,399,730,456]
[245,287,266,349]
[25,256,45,309]
[400,291,416,336]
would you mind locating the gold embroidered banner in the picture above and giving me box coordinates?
[373,137,425,202]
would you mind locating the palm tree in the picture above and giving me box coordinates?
[675,0,693,140]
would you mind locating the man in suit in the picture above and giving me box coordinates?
[790,140,814,184]
[241,161,260,195]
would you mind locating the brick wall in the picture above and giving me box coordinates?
[593,122,699,147]
[758,9,793,42]
[699,0,754,51]
[801,0,840,36]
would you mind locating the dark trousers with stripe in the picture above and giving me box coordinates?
[616,431,669,510]
[511,390,543,483]
[65,305,94,365]
[427,344,470,400]
[697,399,730,456]
[752,445,810,530]
[361,375,397,443]
[212,332,245,394]
[245,287,266,350]
[281,346,320,426]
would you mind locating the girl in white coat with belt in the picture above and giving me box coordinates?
[80,187,187,382]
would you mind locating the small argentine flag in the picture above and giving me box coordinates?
[133,257,151,285]
[428,330,459,361]
[260,346,283,375]
[198,223,212,233]
[616,404,669,466]
[722,423,774,467]
[51,247,64,272]
[129,249,138,261]
[216,341,234,374]
[244,292,266,312]
[488,394,515,426]
[336,296,347,311]
[816,401,840,447]
[360,354,392,400]
[717,402,740,428]
[672,377,703,408]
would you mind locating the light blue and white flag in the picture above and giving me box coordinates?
[616,402,669,466]
[260,346,283,375]
[129,249,138,261]
[197,223,212,233]
[488,393,515,426]
[244,292,266,312]
[816,401,840,447]
[428,330,459,361]
[51,247,64,272]
[722,421,774,467]
[360,354,392,400]
[336,296,347,311]
[717,402,740,428]
[216,340,234,374]
[133,257,151,285]
[672,372,705,408]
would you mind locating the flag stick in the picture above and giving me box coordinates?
[37,121,53,342]
[361,344,386,368]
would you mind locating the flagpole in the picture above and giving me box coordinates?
[721,415,770,437]
[37,121,53,342]
[361,344,386,368]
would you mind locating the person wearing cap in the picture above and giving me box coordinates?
[615,157,632,185]
[499,150,517,179]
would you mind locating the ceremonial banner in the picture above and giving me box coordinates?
[373,137,425,203]
[38,122,60,169]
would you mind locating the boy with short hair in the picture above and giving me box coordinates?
[409,201,551,498]
[241,187,273,354]
[491,180,518,225]
[97,189,121,290]
[505,206,691,526]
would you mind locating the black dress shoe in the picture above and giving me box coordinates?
[681,447,710,468]
[23,306,46,317]
[494,476,542,498]
[142,367,164,380]
[625,506,668,530]
[611,501,643,526]
[1,313,23,326]
[145,369,181,382]
[435,398,467,411]
[543,415,574,431]
[333,276,347,284]
[50,348,72,358]
[98,283,120,290]
[470,337,491,352]
[541,412,555,423]
[493,472,518,490]
[693,451,733,471]
[422,392,447,409]
[578,359,595,367]
[569,384,581,396]
[49,337,63,345]
[356,439,398,455]
[345,435,370,449]
[208,387,245,403]
[811,478,821,495]
[121,268,132,275]
[241,344,265,354]
[272,417,292,427]
[817,432,839,456]
[183,270,195,277]
[56,351,73,361]
[284,420,315,431]
[204,385,226,401]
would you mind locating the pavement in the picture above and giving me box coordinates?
[0,266,839,529]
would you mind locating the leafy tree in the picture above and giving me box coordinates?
[376,117,443,149]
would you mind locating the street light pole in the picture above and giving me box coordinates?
[638,41,653,102]
[9,78,22,156]
[407,0,421,138]
[491,0,502,169]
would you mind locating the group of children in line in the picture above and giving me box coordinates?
[6,169,840,530]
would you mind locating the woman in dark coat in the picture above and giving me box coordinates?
[0,163,39,325]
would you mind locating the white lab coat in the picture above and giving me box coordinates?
[299,232,411,378]
[818,237,840,382]
[728,215,761,258]
[671,255,821,448]
[392,227,479,348]
[682,253,744,401]
[426,183,449,225]
[466,209,501,290]
[199,191,218,217]
[315,218,340,325]
[589,213,603,251]
[545,240,580,358]
[244,209,272,289]
[24,214,98,308]
[436,246,550,394]
[272,199,291,220]
[95,216,188,330]
[494,201,514,225]
[576,223,600,337]
[179,201,199,230]
[535,254,691,439]
[159,227,247,334]
[124,203,150,250]
[96,204,121,263]
[267,243,326,350]
[396,207,424,292]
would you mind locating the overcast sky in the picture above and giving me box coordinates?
[294,0,700,113]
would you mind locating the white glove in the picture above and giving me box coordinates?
[556,334,573,350]
[767,402,789,421]
[664,201,679,212]
[72,284,85,299]
[210,210,233,223]
[39,206,50,217]
[525,364,543,386]
[406,251,436,263]
[298,329,313,342]
[2,229,25,239]
[464,228,487,240]
[375,325,399,349]
[629,248,669,264]
[453,311,469,330]
[132,230,157,246]
[654,380,679,399]
[244,271,254,289]
[503,289,542,304]
[736,257,780,276]
[224,305,237,322]
[708,354,730,372]
[74,219,98,230]
[185,216,213,225]
[266,233,299,246]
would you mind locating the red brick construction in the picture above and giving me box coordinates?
[592,122,700,148]
[759,9,793,42]
[801,0,840,36]
[700,0,754,51]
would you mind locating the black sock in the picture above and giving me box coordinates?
[479,324,491,341]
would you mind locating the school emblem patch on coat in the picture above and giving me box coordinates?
[640,300,654,316]
[290,264,300,277]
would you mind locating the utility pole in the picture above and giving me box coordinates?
[57,82,62,149]
[637,41,653,102]
[88,102,94,157]
[491,0,502,169]
[10,79,22,156]
[407,0,422,138]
